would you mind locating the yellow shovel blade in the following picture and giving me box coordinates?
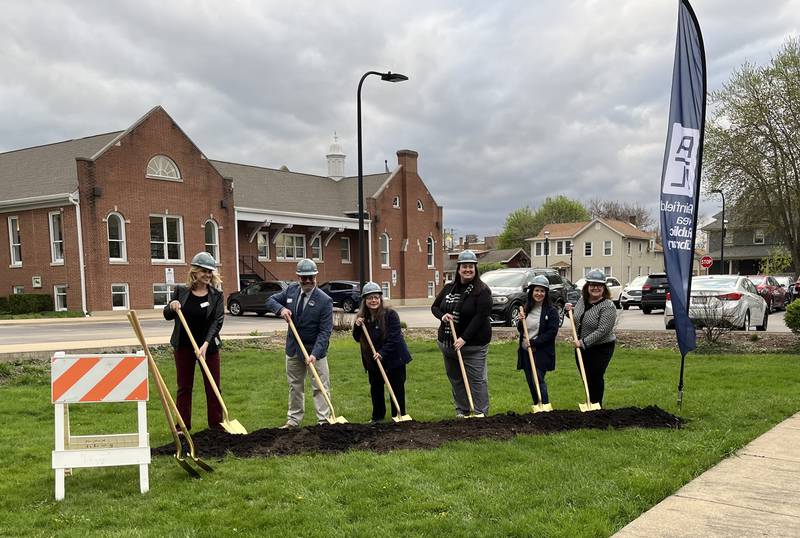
[391,414,413,422]
[531,403,554,413]
[326,415,349,424]
[466,412,485,418]
[579,402,602,412]
[221,419,248,435]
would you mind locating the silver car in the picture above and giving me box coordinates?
[620,275,648,310]
[664,275,768,331]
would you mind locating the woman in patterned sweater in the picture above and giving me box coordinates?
[564,269,617,406]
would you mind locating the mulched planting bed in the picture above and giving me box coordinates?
[153,406,682,459]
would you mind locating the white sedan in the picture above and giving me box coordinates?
[664,275,768,330]
[574,276,623,306]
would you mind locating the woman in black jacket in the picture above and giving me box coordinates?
[353,281,412,423]
[431,250,492,417]
[516,275,559,407]
[163,252,225,431]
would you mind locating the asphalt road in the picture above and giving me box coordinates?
[0,305,791,351]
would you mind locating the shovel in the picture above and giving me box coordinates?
[127,311,213,477]
[566,309,602,412]
[518,306,553,413]
[360,323,412,422]
[447,319,484,418]
[176,310,247,434]
[286,317,348,424]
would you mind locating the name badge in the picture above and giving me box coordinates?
[200,302,210,308]
[287,298,294,303]
[308,301,315,307]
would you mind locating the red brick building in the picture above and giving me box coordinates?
[0,106,443,313]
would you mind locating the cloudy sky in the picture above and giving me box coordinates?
[1,0,798,237]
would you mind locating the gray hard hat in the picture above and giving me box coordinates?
[295,258,319,276]
[528,275,550,290]
[190,251,217,271]
[457,250,478,264]
[361,281,382,297]
[585,269,607,285]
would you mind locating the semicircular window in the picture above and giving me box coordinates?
[146,155,181,181]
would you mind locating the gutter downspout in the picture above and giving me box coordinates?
[69,192,88,316]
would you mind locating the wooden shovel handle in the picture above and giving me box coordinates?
[567,309,593,405]
[360,323,403,416]
[286,316,338,419]
[175,309,231,420]
[447,318,476,415]
[518,306,544,404]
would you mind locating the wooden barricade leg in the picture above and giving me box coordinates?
[54,403,65,501]
[137,401,149,494]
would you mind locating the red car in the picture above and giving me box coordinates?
[746,275,787,313]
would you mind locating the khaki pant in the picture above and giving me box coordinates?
[285,355,331,425]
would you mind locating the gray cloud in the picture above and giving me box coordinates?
[1,0,798,236]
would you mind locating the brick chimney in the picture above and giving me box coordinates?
[396,149,418,174]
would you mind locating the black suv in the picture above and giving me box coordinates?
[483,268,568,326]
[227,280,288,316]
[318,281,361,312]
[640,272,669,314]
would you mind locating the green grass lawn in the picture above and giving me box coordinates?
[1,335,798,537]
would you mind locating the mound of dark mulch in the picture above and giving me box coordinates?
[153,406,682,459]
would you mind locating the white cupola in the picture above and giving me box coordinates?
[326,132,346,181]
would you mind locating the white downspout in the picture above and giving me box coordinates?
[367,220,373,282]
[234,213,241,291]
[69,192,88,316]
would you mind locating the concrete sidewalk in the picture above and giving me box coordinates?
[615,412,800,537]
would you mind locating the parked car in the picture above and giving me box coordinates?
[746,275,787,313]
[563,278,581,306]
[227,280,288,316]
[620,275,648,310]
[574,275,623,307]
[483,268,568,326]
[640,272,669,314]
[664,275,768,331]
[318,280,361,312]
[773,275,795,306]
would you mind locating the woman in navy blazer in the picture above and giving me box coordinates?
[353,282,412,423]
[515,275,559,406]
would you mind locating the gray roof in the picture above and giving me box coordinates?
[705,244,773,259]
[478,248,530,264]
[0,132,122,200]
[211,159,390,217]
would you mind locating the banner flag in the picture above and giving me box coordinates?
[659,0,706,404]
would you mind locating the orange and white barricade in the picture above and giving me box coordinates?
[51,351,150,500]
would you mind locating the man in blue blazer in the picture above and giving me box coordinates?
[266,258,334,428]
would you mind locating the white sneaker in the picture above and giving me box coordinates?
[279,421,299,429]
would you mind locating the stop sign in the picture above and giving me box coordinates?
[700,255,713,268]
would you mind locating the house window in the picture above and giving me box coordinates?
[627,266,631,283]
[566,241,572,254]
[153,284,176,308]
[556,241,565,255]
[584,242,593,256]
[146,155,181,181]
[753,230,765,245]
[584,267,592,276]
[111,283,129,310]
[723,231,733,246]
[12,285,24,294]
[427,281,435,298]
[427,237,435,267]
[257,231,269,260]
[604,266,612,276]
[381,282,391,298]
[417,200,424,211]
[49,211,64,264]
[638,242,643,254]
[392,196,400,209]
[150,215,183,262]
[603,240,612,256]
[204,220,219,262]
[534,242,543,256]
[310,236,323,261]
[54,285,67,311]
[380,234,390,267]
[340,237,351,263]
[276,233,306,260]
[626,241,631,255]
[107,212,127,261]
[7,216,21,266]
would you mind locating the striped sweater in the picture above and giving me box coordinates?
[573,298,616,348]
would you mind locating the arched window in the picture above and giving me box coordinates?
[146,155,181,181]
[107,212,127,261]
[204,220,219,262]
[417,199,424,211]
[427,237,435,267]
[392,196,400,208]
[380,233,390,267]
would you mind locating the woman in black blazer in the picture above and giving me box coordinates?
[353,282,412,423]
[516,275,559,406]
[163,252,225,431]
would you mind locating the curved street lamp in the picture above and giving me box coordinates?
[710,189,725,274]
[357,71,408,289]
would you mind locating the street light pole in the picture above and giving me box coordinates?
[544,230,550,268]
[357,70,408,290]
[711,189,725,274]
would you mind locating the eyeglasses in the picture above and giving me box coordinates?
[299,276,315,282]
[587,283,605,288]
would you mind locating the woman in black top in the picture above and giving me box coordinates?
[353,282,412,423]
[431,250,493,417]
[163,252,225,430]
[515,275,560,406]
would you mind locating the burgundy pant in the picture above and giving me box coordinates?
[174,346,223,430]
